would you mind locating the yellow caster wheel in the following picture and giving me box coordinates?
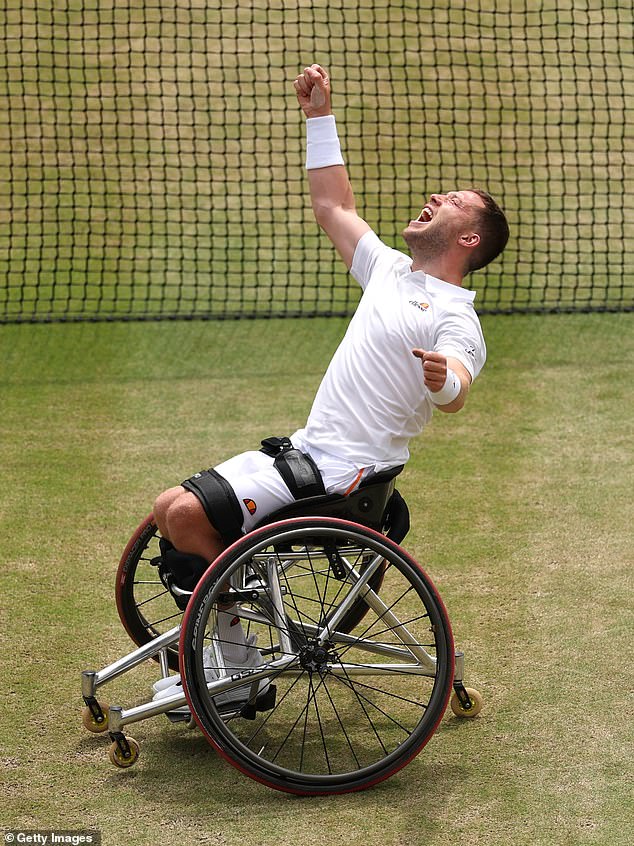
[450,687,483,718]
[81,702,109,733]
[108,736,140,769]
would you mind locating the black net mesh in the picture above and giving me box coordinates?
[1,0,632,323]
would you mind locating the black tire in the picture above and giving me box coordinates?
[115,515,181,670]
[180,517,454,795]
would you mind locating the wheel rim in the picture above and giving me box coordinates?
[115,516,182,669]
[181,518,454,794]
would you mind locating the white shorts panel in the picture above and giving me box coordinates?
[214,450,294,533]
[214,443,375,534]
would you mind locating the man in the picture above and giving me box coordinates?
[151,63,509,703]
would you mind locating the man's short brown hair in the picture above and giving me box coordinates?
[466,189,510,273]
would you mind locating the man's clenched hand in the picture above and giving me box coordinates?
[294,64,332,118]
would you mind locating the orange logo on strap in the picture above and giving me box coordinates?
[243,498,257,515]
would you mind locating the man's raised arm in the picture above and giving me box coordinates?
[293,64,370,270]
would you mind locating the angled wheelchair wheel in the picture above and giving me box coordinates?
[115,514,181,671]
[180,517,454,796]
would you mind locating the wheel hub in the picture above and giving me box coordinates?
[299,640,335,673]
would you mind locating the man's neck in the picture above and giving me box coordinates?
[410,254,464,287]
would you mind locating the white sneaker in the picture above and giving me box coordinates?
[152,636,269,711]
[153,674,181,694]
[151,634,261,694]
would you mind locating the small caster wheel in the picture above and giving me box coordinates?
[450,687,483,718]
[82,702,109,733]
[108,736,140,769]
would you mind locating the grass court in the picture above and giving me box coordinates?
[1,312,632,844]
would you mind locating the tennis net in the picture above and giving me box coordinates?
[1,0,632,323]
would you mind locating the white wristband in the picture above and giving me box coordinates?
[305,115,345,170]
[429,368,461,405]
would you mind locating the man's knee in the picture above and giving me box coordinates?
[155,469,244,548]
[153,486,186,527]
[164,491,211,537]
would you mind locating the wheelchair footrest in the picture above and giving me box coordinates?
[163,684,277,724]
[239,684,277,720]
[165,710,192,725]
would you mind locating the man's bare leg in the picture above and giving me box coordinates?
[153,486,225,563]
[153,487,243,638]
[150,486,264,705]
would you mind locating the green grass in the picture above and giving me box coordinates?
[1,313,632,845]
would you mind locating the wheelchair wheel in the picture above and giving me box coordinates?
[115,514,181,671]
[180,517,454,795]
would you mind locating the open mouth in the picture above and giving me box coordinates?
[407,203,435,229]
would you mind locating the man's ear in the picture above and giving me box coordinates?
[459,232,481,248]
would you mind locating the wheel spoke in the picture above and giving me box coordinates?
[328,670,425,733]
[133,588,171,608]
[319,675,362,769]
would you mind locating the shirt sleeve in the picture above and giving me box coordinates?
[434,307,487,381]
[350,230,393,291]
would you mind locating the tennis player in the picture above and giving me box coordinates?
[151,63,509,703]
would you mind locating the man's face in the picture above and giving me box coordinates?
[402,190,486,251]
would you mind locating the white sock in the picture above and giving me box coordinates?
[216,605,249,664]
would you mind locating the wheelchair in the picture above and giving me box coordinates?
[81,468,482,796]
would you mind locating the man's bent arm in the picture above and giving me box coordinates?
[412,350,472,413]
[294,65,370,269]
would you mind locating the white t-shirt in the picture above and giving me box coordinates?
[294,231,486,470]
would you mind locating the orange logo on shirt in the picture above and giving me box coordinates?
[243,498,257,515]
[409,300,430,312]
